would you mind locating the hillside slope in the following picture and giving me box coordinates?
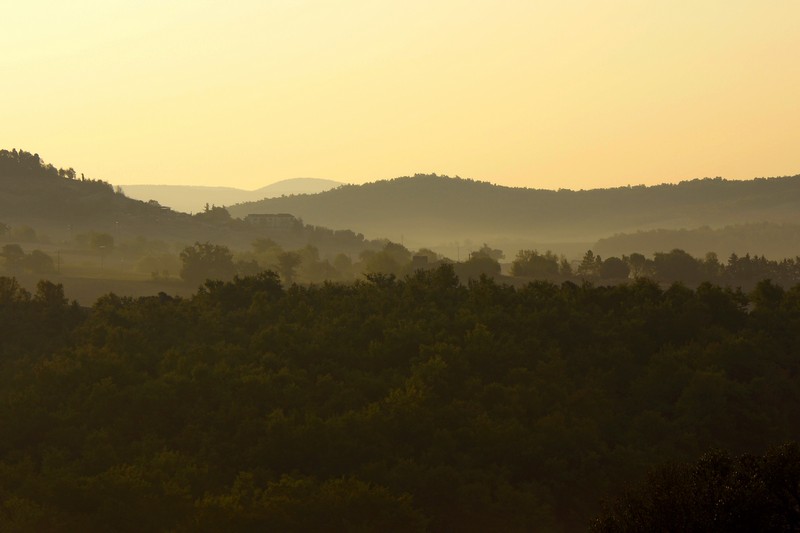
[0,149,211,243]
[0,150,371,254]
[227,173,800,246]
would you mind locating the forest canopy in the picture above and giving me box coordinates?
[1,268,800,530]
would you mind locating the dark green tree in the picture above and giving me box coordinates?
[276,251,302,284]
[453,243,504,280]
[578,250,602,278]
[510,249,559,279]
[599,256,630,280]
[194,205,232,224]
[653,249,703,284]
[473,243,505,261]
[624,252,650,278]
[179,242,236,285]
[361,242,411,277]
[592,443,800,532]
[456,255,500,279]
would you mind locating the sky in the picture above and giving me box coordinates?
[2,1,799,190]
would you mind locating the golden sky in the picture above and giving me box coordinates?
[3,1,799,190]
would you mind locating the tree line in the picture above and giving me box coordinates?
[513,247,800,288]
[177,240,800,290]
[4,222,800,295]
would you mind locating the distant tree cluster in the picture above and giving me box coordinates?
[176,239,800,291]
[0,149,110,189]
[179,242,236,286]
[0,224,43,244]
[193,204,232,224]
[0,149,73,180]
[0,244,55,275]
[1,269,800,530]
[183,240,436,286]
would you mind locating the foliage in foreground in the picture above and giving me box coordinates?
[592,442,800,532]
[1,268,800,531]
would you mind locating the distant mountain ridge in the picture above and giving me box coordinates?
[121,178,343,213]
[227,173,800,247]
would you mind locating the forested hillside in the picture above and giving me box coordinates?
[2,269,799,531]
[0,149,381,258]
[228,173,800,246]
[0,149,211,244]
[0,149,271,248]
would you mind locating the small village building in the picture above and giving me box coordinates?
[245,213,298,230]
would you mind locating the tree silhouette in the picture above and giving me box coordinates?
[592,443,800,532]
[511,249,559,279]
[599,256,629,280]
[179,242,236,285]
[578,250,601,278]
[276,251,302,284]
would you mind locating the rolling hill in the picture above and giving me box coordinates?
[227,173,800,252]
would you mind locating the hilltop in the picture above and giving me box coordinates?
[227,173,800,250]
[121,178,342,214]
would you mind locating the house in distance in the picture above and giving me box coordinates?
[244,213,298,230]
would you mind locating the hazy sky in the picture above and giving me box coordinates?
[3,1,799,190]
